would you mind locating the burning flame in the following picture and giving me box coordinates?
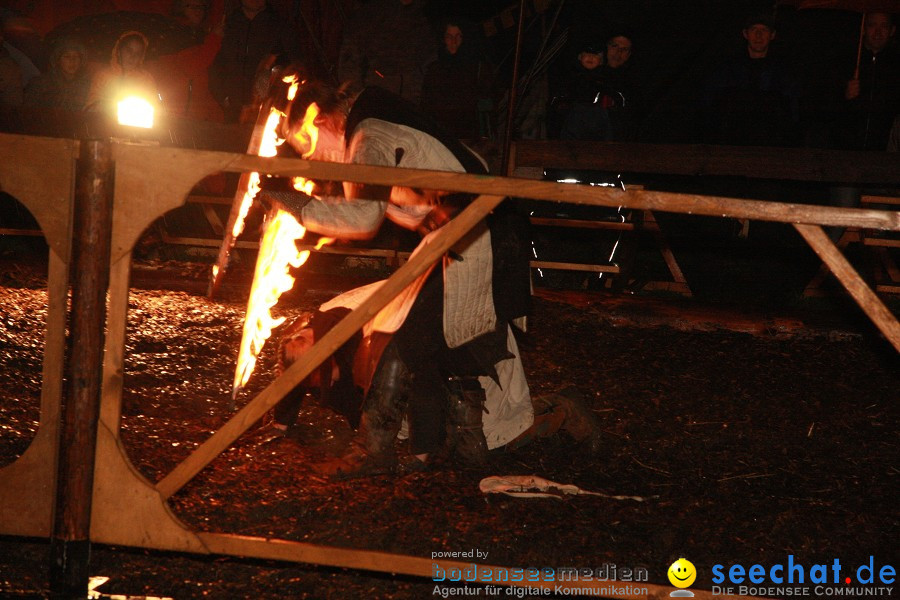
[233,209,309,397]
[292,177,316,195]
[229,109,284,241]
[224,75,301,244]
[231,77,335,399]
[285,75,300,101]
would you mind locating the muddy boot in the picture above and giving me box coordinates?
[536,386,604,455]
[319,344,410,480]
[447,377,489,465]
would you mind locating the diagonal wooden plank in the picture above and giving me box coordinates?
[155,194,506,500]
[795,223,900,351]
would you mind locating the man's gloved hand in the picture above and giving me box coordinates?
[258,176,312,217]
[258,190,312,217]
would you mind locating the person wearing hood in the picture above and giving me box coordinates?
[23,36,89,111]
[86,30,159,114]
[420,18,496,140]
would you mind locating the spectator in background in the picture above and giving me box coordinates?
[86,31,159,114]
[552,27,638,141]
[208,0,300,122]
[822,13,900,241]
[702,13,800,147]
[420,18,495,140]
[595,27,639,141]
[554,42,610,141]
[1,13,43,84]
[833,12,900,151]
[338,0,436,106]
[23,37,89,111]
[0,24,24,107]
[150,0,224,121]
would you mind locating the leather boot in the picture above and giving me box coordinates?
[319,343,410,480]
[447,377,489,465]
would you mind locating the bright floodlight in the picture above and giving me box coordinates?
[117,96,154,129]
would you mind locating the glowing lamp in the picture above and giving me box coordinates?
[117,96,154,129]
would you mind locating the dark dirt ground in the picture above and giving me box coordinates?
[0,235,898,599]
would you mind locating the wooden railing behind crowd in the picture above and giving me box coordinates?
[507,140,900,296]
[0,133,898,599]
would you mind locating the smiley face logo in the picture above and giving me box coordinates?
[668,558,697,588]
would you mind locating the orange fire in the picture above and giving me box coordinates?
[233,209,309,397]
[231,76,334,399]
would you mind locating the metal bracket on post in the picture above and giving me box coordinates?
[49,139,114,599]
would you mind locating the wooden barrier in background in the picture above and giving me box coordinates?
[510,140,900,185]
[1,134,899,599]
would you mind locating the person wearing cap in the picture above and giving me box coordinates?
[552,43,609,141]
[702,13,800,147]
[553,26,638,141]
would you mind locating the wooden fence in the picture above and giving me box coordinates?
[0,133,898,598]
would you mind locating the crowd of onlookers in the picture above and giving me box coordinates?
[0,1,897,153]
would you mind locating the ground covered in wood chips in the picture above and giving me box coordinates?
[1,252,898,599]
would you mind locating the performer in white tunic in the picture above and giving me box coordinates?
[264,80,534,475]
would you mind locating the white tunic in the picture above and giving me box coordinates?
[300,118,496,348]
[304,118,533,448]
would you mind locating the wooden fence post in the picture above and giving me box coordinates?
[49,140,114,598]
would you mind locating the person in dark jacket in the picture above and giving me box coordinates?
[834,12,900,150]
[702,13,800,147]
[555,27,638,141]
[420,18,495,140]
[208,0,300,122]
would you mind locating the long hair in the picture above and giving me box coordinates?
[280,74,361,140]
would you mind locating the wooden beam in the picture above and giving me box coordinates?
[155,194,506,500]
[50,140,114,596]
[531,261,619,273]
[220,154,900,232]
[208,105,274,298]
[530,216,634,230]
[513,140,900,185]
[795,224,900,351]
[111,144,900,232]
[0,227,44,236]
[0,252,69,537]
[0,134,76,261]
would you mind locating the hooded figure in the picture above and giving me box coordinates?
[23,36,89,111]
[420,18,495,140]
[86,30,159,113]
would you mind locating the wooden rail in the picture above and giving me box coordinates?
[2,134,898,600]
[511,140,900,184]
